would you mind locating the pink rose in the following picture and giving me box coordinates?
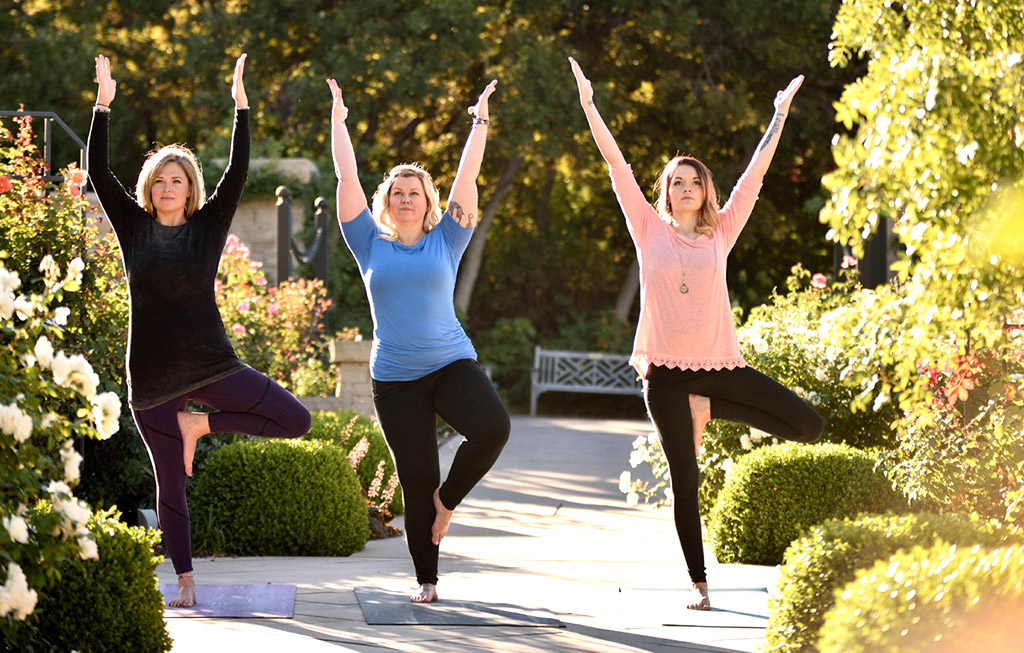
[810,273,827,289]
[255,275,267,287]
[224,234,240,254]
[236,300,250,313]
[841,255,858,269]
[268,303,280,316]
[231,323,246,337]
[0,175,11,193]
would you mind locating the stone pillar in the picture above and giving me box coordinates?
[330,339,374,418]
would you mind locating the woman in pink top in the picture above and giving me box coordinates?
[570,58,823,611]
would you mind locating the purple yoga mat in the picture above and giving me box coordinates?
[159,583,296,618]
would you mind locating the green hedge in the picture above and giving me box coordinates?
[819,543,1024,652]
[190,439,370,556]
[708,443,907,565]
[303,410,403,515]
[765,512,1021,653]
[32,510,172,653]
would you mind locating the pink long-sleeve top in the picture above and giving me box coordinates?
[609,165,763,379]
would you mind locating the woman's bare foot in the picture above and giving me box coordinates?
[687,581,711,611]
[431,488,453,546]
[410,583,438,603]
[168,572,196,608]
[178,411,210,477]
[689,394,711,457]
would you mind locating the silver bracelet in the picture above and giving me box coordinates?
[471,116,490,126]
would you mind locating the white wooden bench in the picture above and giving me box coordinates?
[529,346,642,416]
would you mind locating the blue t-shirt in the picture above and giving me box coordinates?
[341,207,477,381]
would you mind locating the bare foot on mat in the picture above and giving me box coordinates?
[168,573,196,608]
[687,582,711,611]
[411,583,438,603]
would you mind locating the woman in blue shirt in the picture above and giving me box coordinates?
[327,78,510,604]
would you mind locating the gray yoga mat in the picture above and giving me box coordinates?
[620,587,771,628]
[160,583,296,618]
[354,587,564,627]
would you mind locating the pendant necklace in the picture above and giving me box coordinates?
[672,240,689,294]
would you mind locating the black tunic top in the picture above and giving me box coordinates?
[87,109,250,410]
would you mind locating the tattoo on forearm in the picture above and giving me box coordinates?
[755,111,784,155]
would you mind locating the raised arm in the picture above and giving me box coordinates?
[206,54,250,225]
[569,57,627,169]
[327,79,368,223]
[87,55,139,235]
[446,80,497,229]
[741,75,803,181]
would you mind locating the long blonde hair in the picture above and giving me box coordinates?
[135,145,205,219]
[370,163,442,240]
[653,155,719,236]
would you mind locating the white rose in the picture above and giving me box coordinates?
[51,352,72,387]
[0,404,15,435]
[618,471,632,493]
[53,306,71,326]
[13,295,33,321]
[77,534,98,561]
[625,492,639,508]
[38,255,60,282]
[91,392,121,439]
[3,515,30,544]
[68,355,99,399]
[47,480,72,501]
[61,499,91,527]
[13,412,32,444]
[0,292,14,320]
[740,434,753,451]
[40,412,59,429]
[0,268,21,295]
[753,337,769,355]
[67,257,85,282]
[814,367,827,382]
[0,562,38,621]
[34,336,54,369]
[62,448,83,483]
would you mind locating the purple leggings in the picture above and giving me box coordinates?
[131,367,311,574]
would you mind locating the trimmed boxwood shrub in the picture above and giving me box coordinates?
[33,509,172,652]
[819,543,1024,652]
[190,439,370,556]
[708,443,907,565]
[303,410,403,515]
[765,512,1021,653]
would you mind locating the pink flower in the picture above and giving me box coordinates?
[0,175,12,193]
[231,323,246,337]
[255,275,267,287]
[841,255,858,269]
[214,279,223,293]
[267,302,280,316]
[810,273,827,289]
[224,234,240,254]
[236,300,250,313]
[65,166,88,197]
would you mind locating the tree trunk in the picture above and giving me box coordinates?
[454,156,524,314]
[614,255,639,323]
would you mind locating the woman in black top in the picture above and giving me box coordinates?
[87,54,311,608]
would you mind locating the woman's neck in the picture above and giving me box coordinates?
[394,221,426,246]
[671,210,700,238]
[155,210,186,226]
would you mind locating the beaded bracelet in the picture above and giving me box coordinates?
[471,116,490,125]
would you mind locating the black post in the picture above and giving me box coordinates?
[276,186,293,283]
[313,196,329,285]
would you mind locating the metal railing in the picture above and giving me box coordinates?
[0,110,85,184]
[276,186,329,290]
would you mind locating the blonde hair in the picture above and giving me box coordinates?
[135,145,205,219]
[653,155,719,236]
[370,163,442,240]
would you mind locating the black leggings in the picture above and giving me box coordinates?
[643,365,824,584]
[372,359,510,586]
[131,367,312,574]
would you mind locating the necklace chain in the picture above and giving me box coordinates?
[672,241,689,294]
